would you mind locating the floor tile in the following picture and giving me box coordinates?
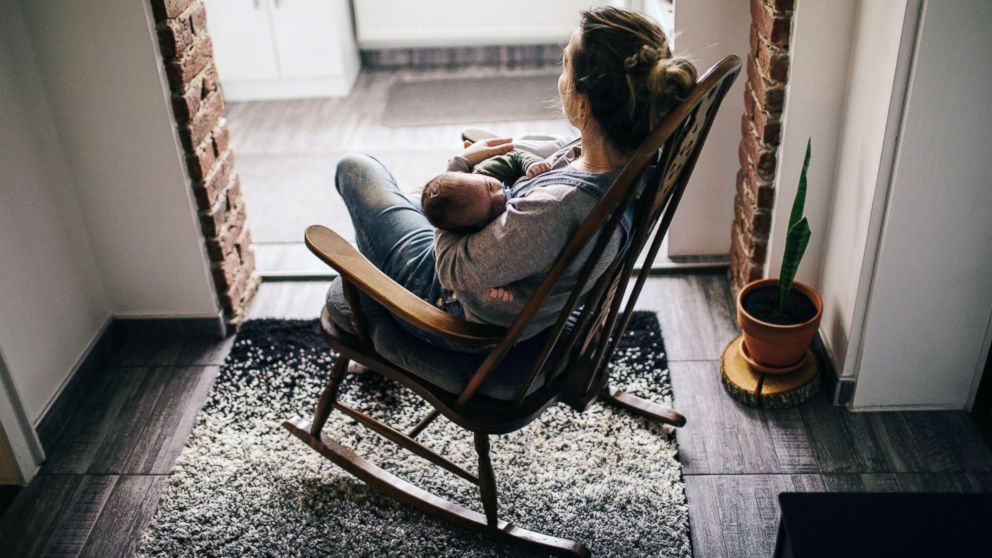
[637,273,738,361]
[43,366,219,475]
[684,474,825,558]
[671,360,818,475]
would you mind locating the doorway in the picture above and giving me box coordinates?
[204,0,690,278]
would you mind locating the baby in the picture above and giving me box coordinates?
[421,149,553,301]
[421,149,551,232]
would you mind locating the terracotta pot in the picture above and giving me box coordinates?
[736,278,823,369]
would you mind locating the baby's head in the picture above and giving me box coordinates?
[421,172,507,233]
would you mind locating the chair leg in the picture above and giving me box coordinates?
[474,432,498,527]
[600,384,687,427]
[310,356,350,437]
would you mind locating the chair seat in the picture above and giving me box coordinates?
[325,278,558,402]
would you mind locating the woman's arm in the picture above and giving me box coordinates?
[434,185,594,290]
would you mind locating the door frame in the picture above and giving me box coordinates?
[0,349,45,486]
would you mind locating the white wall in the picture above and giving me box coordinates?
[667,0,750,256]
[0,2,111,424]
[773,0,992,409]
[851,0,992,409]
[810,0,909,373]
[0,0,227,482]
[19,0,220,317]
[766,0,857,285]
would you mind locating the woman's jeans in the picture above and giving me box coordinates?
[334,153,487,352]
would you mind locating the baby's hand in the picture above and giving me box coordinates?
[487,287,514,302]
[526,161,552,178]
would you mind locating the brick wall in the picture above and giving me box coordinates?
[151,0,258,326]
[729,0,795,295]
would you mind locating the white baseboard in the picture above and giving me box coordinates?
[220,71,359,102]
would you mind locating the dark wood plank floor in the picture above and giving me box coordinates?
[2,274,990,557]
[643,274,992,557]
[0,338,226,557]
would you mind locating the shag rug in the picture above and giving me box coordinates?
[137,312,690,557]
[382,74,562,127]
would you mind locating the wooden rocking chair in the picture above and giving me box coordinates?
[284,56,741,556]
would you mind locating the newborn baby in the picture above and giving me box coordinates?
[421,149,552,301]
[421,150,550,231]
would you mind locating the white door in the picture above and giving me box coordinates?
[849,0,992,410]
[203,0,280,81]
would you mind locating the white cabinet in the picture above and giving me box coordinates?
[204,0,359,101]
[354,0,613,48]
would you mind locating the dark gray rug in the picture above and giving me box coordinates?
[137,313,690,557]
[382,74,563,127]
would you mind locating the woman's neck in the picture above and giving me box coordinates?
[574,126,627,173]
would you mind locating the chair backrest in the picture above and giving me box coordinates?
[457,56,742,407]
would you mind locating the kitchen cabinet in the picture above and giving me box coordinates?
[204,0,359,100]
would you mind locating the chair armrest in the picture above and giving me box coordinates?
[305,225,506,344]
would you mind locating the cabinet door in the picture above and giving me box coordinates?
[203,0,280,82]
[268,0,355,78]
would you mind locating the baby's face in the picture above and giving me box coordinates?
[455,174,507,228]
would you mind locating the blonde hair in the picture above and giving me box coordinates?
[572,7,697,153]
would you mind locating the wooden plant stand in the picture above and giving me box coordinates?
[721,334,820,409]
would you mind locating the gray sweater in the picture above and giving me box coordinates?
[434,144,623,340]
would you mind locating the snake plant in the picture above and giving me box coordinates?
[777,139,812,312]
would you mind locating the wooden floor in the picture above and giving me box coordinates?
[2,274,990,556]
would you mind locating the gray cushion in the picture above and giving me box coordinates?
[325,278,556,401]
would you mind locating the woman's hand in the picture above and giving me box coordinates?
[458,137,514,165]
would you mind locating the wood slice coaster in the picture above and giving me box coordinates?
[721,334,820,409]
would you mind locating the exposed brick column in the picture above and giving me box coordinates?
[151,0,259,327]
[729,0,795,296]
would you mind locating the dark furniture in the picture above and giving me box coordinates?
[284,57,741,556]
[775,492,992,558]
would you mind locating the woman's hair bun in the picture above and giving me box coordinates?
[624,45,663,75]
[624,51,697,128]
[647,56,697,102]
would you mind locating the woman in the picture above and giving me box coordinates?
[332,6,696,352]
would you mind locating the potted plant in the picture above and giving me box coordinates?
[737,139,823,373]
